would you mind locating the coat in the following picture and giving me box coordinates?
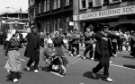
[24,32,40,58]
[5,50,25,72]
[94,32,112,62]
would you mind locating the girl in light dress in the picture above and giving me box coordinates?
[4,33,25,83]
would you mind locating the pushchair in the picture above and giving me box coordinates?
[43,47,67,75]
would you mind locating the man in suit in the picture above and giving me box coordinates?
[25,25,41,72]
[91,26,113,82]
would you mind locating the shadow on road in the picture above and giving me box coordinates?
[6,72,22,82]
[123,64,135,69]
[83,71,92,79]
[83,71,102,80]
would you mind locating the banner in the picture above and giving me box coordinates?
[79,5,135,20]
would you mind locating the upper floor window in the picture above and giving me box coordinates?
[93,0,104,7]
[44,0,47,12]
[46,0,50,11]
[109,0,122,4]
[80,0,87,9]
[57,0,61,8]
[29,0,35,7]
[103,0,110,6]
[65,0,70,6]
[87,0,93,8]
[53,0,61,9]
[53,0,57,9]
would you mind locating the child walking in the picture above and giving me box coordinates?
[4,33,25,83]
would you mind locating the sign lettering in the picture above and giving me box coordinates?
[79,5,135,20]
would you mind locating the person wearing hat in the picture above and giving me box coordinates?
[24,25,41,72]
[91,25,113,82]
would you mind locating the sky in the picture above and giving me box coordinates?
[0,0,28,15]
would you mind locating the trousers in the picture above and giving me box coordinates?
[93,58,110,78]
[27,55,40,69]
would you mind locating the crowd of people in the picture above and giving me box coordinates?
[1,24,135,83]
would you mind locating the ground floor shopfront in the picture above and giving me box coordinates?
[77,5,135,32]
[79,14,135,32]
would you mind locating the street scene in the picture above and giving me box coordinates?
[0,45,135,84]
[0,0,135,84]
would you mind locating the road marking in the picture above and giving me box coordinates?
[111,63,135,71]
[80,82,85,84]
[50,71,64,77]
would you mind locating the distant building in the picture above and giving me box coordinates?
[0,11,28,33]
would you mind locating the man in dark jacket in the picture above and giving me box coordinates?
[25,25,41,72]
[91,26,113,82]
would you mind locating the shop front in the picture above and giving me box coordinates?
[78,5,135,32]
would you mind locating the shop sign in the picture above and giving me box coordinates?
[79,5,135,20]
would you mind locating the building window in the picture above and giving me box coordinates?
[65,0,70,6]
[38,2,42,13]
[53,0,61,9]
[87,0,93,8]
[103,0,110,6]
[109,0,122,4]
[44,0,47,12]
[57,0,61,8]
[80,0,87,9]
[53,0,57,9]
[47,0,50,11]
[93,0,104,7]
[29,0,35,7]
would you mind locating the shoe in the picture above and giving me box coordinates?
[113,54,117,57]
[26,67,30,71]
[110,61,112,64]
[34,69,39,72]
[82,56,86,60]
[90,58,94,60]
[7,70,10,73]
[105,77,113,82]
[13,78,19,83]
[77,54,80,57]
[70,54,74,57]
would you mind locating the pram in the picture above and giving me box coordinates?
[43,47,67,75]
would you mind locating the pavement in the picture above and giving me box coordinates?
[0,45,135,84]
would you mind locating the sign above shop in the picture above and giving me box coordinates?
[79,5,135,20]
